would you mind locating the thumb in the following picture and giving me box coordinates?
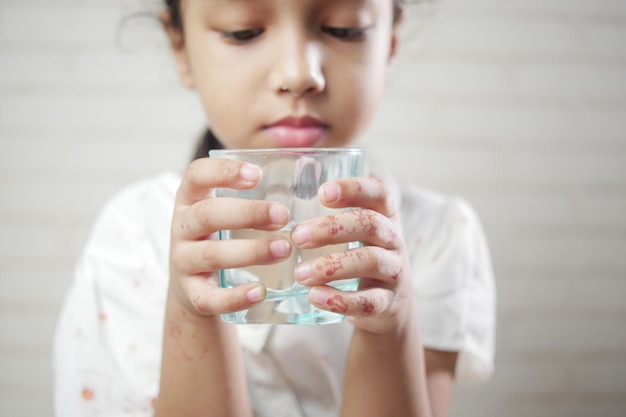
[187,281,267,315]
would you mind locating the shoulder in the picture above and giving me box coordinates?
[395,180,492,291]
[394,181,484,250]
[91,172,180,236]
[84,172,181,262]
[96,172,180,225]
[394,182,496,384]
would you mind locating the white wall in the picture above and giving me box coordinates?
[1,0,625,416]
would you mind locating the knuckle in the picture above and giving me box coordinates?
[170,249,185,272]
[356,295,377,316]
[346,209,375,236]
[199,243,219,272]
[242,202,268,226]
[191,293,212,314]
[215,287,252,314]
[250,240,268,262]
[364,246,385,272]
[362,209,381,234]
[378,185,395,214]
[350,178,366,194]
[215,158,240,181]
[224,293,246,313]
[383,196,397,219]
[370,177,396,216]
[170,246,187,273]
[184,158,204,183]
[192,201,212,229]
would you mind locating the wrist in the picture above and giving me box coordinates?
[163,286,239,360]
[351,289,417,335]
[166,282,223,324]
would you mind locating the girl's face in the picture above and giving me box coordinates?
[166,0,401,149]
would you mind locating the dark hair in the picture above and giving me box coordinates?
[165,0,183,30]
[165,0,408,31]
[165,0,413,159]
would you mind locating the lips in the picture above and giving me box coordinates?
[264,116,328,148]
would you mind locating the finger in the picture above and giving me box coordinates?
[175,198,290,240]
[317,177,396,218]
[307,285,394,318]
[290,209,399,250]
[294,246,402,287]
[172,237,292,275]
[176,157,262,205]
[185,277,267,315]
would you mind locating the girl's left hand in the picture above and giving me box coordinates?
[290,177,413,335]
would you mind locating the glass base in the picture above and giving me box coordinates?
[221,282,357,325]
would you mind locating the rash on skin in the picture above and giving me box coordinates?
[385,227,399,247]
[167,318,182,341]
[168,309,210,361]
[391,263,404,281]
[357,295,375,316]
[326,294,348,313]
[315,251,356,277]
[352,210,400,248]
[319,214,344,235]
[347,210,378,236]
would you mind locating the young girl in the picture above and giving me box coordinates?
[53,1,496,416]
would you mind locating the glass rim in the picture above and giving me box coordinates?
[209,147,365,157]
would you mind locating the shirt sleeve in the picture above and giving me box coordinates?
[53,179,172,416]
[400,185,496,384]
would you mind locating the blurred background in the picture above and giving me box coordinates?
[1,0,625,416]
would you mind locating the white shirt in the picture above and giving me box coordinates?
[53,171,496,417]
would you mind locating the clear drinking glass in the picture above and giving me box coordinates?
[209,148,365,325]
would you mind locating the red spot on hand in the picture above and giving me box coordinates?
[348,210,378,236]
[321,253,346,277]
[357,296,375,315]
[326,294,348,313]
[391,265,403,281]
[386,229,398,246]
[326,215,344,235]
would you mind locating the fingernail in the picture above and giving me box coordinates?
[308,287,326,305]
[294,262,311,282]
[291,225,311,246]
[269,204,289,225]
[240,163,261,182]
[321,183,340,203]
[269,239,290,258]
[247,285,265,303]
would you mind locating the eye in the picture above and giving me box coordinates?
[222,28,264,43]
[322,26,367,40]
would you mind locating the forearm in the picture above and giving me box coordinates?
[341,302,432,417]
[155,289,253,417]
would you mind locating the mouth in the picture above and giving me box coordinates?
[263,116,328,148]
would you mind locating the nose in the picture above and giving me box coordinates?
[269,32,325,97]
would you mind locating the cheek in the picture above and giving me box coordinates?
[329,66,387,136]
[190,55,255,138]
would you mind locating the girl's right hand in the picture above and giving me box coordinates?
[169,157,291,316]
